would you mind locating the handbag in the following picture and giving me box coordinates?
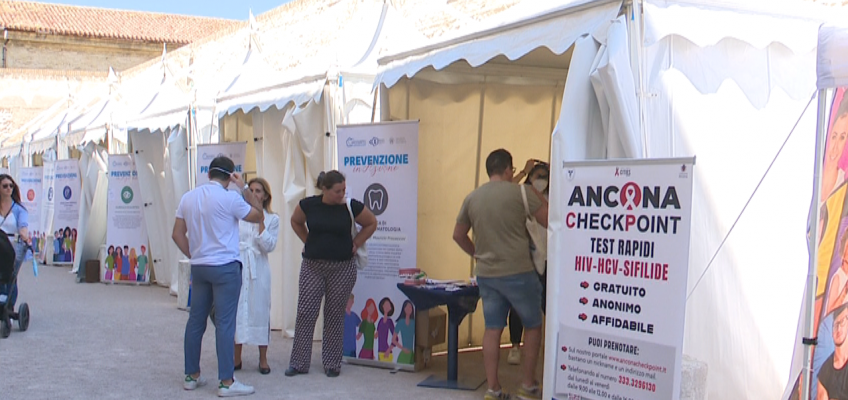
[521,185,547,275]
[346,198,368,271]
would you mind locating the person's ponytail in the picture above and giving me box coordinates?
[316,171,327,189]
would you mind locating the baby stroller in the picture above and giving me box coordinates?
[0,234,31,338]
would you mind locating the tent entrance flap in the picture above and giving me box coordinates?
[383,46,570,348]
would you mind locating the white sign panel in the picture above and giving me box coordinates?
[51,159,81,264]
[553,159,695,400]
[39,161,55,264]
[337,121,419,369]
[19,167,42,255]
[105,154,150,283]
[196,142,246,190]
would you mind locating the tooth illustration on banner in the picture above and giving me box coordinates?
[363,183,389,216]
[368,189,384,210]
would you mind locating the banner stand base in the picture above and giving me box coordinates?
[343,357,415,372]
[417,374,485,391]
[101,281,151,286]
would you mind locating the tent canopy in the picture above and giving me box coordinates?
[817,21,848,89]
[124,62,193,133]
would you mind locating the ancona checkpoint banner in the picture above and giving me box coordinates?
[51,159,81,265]
[105,154,150,284]
[19,167,43,256]
[553,158,695,400]
[337,121,419,371]
[39,161,55,264]
[196,142,246,190]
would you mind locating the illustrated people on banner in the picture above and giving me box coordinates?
[817,304,848,400]
[790,88,848,399]
[823,89,848,203]
[129,248,138,282]
[63,227,72,262]
[234,177,280,376]
[343,294,362,358]
[377,297,396,362]
[453,149,548,400]
[358,298,378,360]
[392,300,415,365]
[121,245,130,281]
[137,246,148,282]
[114,245,123,281]
[286,171,377,378]
[173,155,265,396]
[52,231,60,262]
[507,160,550,365]
[105,245,115,281]
[71,228,77,261]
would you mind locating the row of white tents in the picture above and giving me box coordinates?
[0,0,845,398]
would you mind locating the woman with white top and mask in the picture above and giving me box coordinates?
[0,174,30,309]
[507,161,549,365]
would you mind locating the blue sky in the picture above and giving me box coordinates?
[33,0,296,20]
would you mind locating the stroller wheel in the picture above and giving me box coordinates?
[17,303,29,331]
[0,316,10,338]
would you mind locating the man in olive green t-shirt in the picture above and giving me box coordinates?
[453,149,548,400]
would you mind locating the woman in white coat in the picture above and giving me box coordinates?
[234,177,280,375]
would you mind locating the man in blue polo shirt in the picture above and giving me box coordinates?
[173,156,264,397]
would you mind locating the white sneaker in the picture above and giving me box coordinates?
[508,347,521,365]
[218,380,255,397]
[184,375,208,390]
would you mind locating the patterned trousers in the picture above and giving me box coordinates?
[289,258,357,372]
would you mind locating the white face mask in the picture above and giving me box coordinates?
[532,179,548,192]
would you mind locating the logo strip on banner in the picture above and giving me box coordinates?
[337,121,419,372]
[553,157,695,400]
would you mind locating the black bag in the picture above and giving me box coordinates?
[0,233,16,285]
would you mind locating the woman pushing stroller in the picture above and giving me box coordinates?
[0,174,31,312]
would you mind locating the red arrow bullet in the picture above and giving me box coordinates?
[580,281,589,289]
[561,364,567,371]
[579,297,588,305]
[578,313,588,321]
[561,346,568,352]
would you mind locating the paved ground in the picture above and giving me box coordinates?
[0,265,540,399]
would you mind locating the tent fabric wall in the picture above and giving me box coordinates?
[276,99,328,338]
[129,128,185,293]
[589,18,642,158]
[249,107,295,334]
[637,7,821,398]
[166,127,191,292]
[71,143,108,274]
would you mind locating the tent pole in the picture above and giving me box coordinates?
[802,89,829,400]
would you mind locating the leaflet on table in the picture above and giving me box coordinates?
[553,159,695,400]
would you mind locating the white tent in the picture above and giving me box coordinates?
[373,0,828,398]
[122,60,196,294]
[212,1,427,337]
